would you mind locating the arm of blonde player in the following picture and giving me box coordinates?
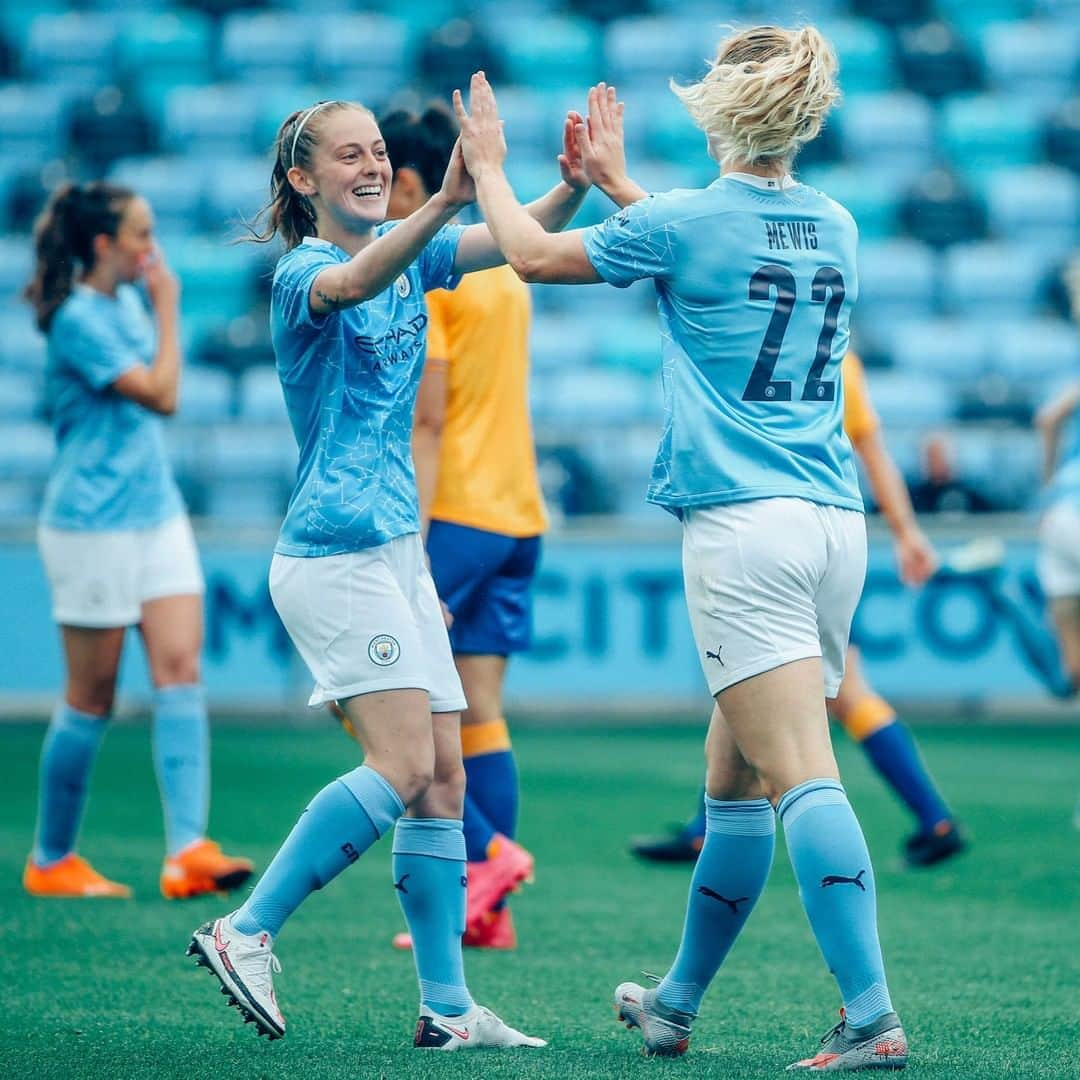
[1035,383,1080,484]
[412,356,448,541]
[577,83,648,209]
[453,72,602,284]
[452,96,591,274]
[852,428,939,587]
[309,144,474,314]
[112,249,182,415]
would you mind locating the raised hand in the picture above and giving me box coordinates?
[452,71,507,179]
[558,111,590,192]
[142,246,180,311]
[577,83,629,193]
[438,136,477,209]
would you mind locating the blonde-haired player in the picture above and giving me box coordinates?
[455,22,909,1069]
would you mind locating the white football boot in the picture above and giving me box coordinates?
[614,980,694,1056]
[187,914,286,1039]
[413,1003,547,1049]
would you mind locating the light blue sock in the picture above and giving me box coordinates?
[233,765,404,937]
[152,683,209,856]
[779,778,893,1028]
[657,797,775,1015]
[393,818,473,1017]
[33,702,109,866]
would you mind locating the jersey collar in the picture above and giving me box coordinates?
[722,172,798,191]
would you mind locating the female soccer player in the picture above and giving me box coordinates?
[631,351,966,869]
[23,182,252,900]
[379,104,548,950]
[187,99,586,1049]
[455,27,908,1070]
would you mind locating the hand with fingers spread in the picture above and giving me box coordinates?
[558,111,590,193]
[576,83,646,208]
[438,136,477,210]
[453,72,507,179]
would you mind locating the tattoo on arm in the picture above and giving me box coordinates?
[315,287,348,311]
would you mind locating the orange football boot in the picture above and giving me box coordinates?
[392,905,517,951]
[466,835,533,935]
[23,853,131,898]
[161,838,254,899]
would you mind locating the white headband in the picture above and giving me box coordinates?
[290,102,331,168]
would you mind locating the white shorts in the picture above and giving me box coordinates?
[38,513,205,629]
[1038,501,1080,599]
[682,498,867,698]
[270,533,467,712]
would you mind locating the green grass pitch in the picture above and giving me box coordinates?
[2,720,1078,1079]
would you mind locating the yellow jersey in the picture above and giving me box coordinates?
[425,265,548,537]
[841,351,879,443]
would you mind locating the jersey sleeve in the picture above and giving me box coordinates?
[841,352,880,442]
[418,224,465,294]
[57,307,144,391]
[424,290,451,364]
[581,196,679,288]
[272,247,340,333]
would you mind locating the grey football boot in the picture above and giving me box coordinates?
[787,1009,908,1071]
[613,980,694,1057]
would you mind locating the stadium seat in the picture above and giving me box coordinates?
[851,0,931,26]
[0,422,53,481]
[67,88,155,172]
[941,242,1049,317]
[312,15,411,95]
[219,13,315,85]
[594,315,662,376]
[839,93,935,180]
[0,479,42,520]
[979,19,1080,110]
[168,238,262,343]
[489,17,602,91]
[982,165,1079,256]
[896,20,983,99]
[528,314,596,374]
[1044,97,1080,174]
[984,317,1080,388]
[603,18,714,86]
[205,424,296,485]
[855,370,955,428]
[643,96,707,169]
[531,369,655,427]
[24,14,122,90]
[115,12,214,99]
[202,156,271,236]
[108,157,205,235]
[0,84,71,163]
[800,165,905,239]
[488,88,561,160]
[0,314,47,374]
[898,168,987,248]
[179,367,234,424]
[934,0,1036,37]
[0,370,41,422]
[888,319,988,382]
[239,366,289,425]
[819,18,897,95]
[162,85,261,156]
[0,238,34,305]
[855,239,938,325]
[940,94,1042,174]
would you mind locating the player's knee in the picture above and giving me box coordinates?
[151,651,200,688]
[67,675,116,715]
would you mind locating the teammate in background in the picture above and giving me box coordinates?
[455,26,908,1070]
[187,99,587,1049]
[22,182,253,900]
[380,105,546,951]
[631,351,967,869]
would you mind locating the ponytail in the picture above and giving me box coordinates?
[25,181,134,332]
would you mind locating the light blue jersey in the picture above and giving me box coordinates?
[1046,408,1080,507]
[582,174,862,515]
[41,284,182,530]
[271,224,464,556]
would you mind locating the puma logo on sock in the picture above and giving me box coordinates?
[697,885,749,913]
[820,869,866,891]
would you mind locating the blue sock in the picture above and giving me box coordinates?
[461,792,497,862]
[33,702,108,866]
[233,765,403,937]
[393,818,473,1017]
[657,797,775,1015]
[463,747,518,840]
[683,786,707,840]
[860,721,953,834]
[152,683,209,856]
[779,779,893,1028]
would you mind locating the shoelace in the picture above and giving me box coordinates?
[820,1009,847,1046]
[244,948,282,997]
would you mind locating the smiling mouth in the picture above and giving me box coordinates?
[352,185,383,199]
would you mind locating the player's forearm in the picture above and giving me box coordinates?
[858,435,918,539]
[322,195,461,308]
[412,425,442,539]
[473,168,554,281]
[525,181,587,233]
[147,307,181,415]
[600,177,648,209]
[1040,425,1062,485]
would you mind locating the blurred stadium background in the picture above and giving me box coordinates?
[0,0,1078,713]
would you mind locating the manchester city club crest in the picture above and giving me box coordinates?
[394,274,411,299]
[368,634,401,666]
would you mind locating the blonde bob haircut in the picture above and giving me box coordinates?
[672,25,840,169]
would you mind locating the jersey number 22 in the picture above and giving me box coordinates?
[742,264,845,403]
